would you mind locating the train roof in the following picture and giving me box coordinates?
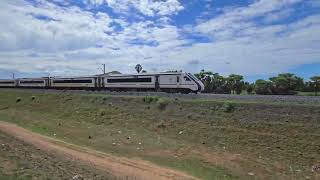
[101,72,186,77]
[0,72,190,80]
[50,76,98,79]
[0,79,15,81]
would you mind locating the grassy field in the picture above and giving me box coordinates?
[0,89,319,179]
[0,131,117,180]
[297,91,320,96]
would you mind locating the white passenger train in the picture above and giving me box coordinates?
[0,72,204,93]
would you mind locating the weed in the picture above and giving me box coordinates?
[16,97,21,103]
[157,98,169,110]
[100,110,106,116]
[143,96,159,103]
[222,101,235,113]
[156,120,166,129]
[31,96,36,101]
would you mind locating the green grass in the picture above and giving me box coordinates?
[144,155,236,180]
[0,89,319,179]
[297,91,320,96]
[0,174,31,180]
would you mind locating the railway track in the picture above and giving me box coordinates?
[2,88,320,105]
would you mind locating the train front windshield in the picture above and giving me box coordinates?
[188,73,200,81]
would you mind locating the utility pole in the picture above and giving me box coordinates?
[97,64,106,74]
[12,73,15,79]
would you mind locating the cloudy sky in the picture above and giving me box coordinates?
[0,0,319,80]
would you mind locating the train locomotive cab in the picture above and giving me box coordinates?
[184,73,204,93]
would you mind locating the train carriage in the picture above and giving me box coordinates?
[0,80,16,88]
[103,74,155,91]
[50,76,98,89]
[17,78,48,88]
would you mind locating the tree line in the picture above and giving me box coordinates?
[194,70,320,96]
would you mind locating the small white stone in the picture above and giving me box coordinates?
[138,142,142,145]
[178,131,183,135]
[248,172,255,176]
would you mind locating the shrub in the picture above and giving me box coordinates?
[143,96,159,103]
[157,98,169,110]
[100,110,106,116]
[156,120,166,129]
[31,96,36,101]
[16,97,21,103]
[222,101,235,113]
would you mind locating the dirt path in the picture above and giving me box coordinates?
[0,121,198,180]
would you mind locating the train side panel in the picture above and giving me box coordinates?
[104,75,155,89]
[50,77,96,89]
[0,80,16,88]
[18,78,47,88]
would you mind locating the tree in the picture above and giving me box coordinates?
[310,76,320,96]
[195,70,231,94]
[212,73,229,94]
[194,70,214,93]
[269,73,304,95]
[227,74,244,94]
[244,82,255,94]
[254,79,273,95]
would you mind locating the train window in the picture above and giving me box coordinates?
[184,76,191,81]
[0,81,14,84]
[107,78,152,83]
[53,79,92,83]
[20,80,44,84]
[177,76,180,83]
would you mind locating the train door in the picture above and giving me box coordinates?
[155,75,160,91]
[102,77,105,89]
[45,77,49,88]
[94,77,98,89]
[97,77,101,89]
[176,75,181,88]
[14,79,19,87]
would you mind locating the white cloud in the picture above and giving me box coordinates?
[0,0,319,78]
[84,0,184,16]
[0,0,186,76]
[194,0,302,35]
